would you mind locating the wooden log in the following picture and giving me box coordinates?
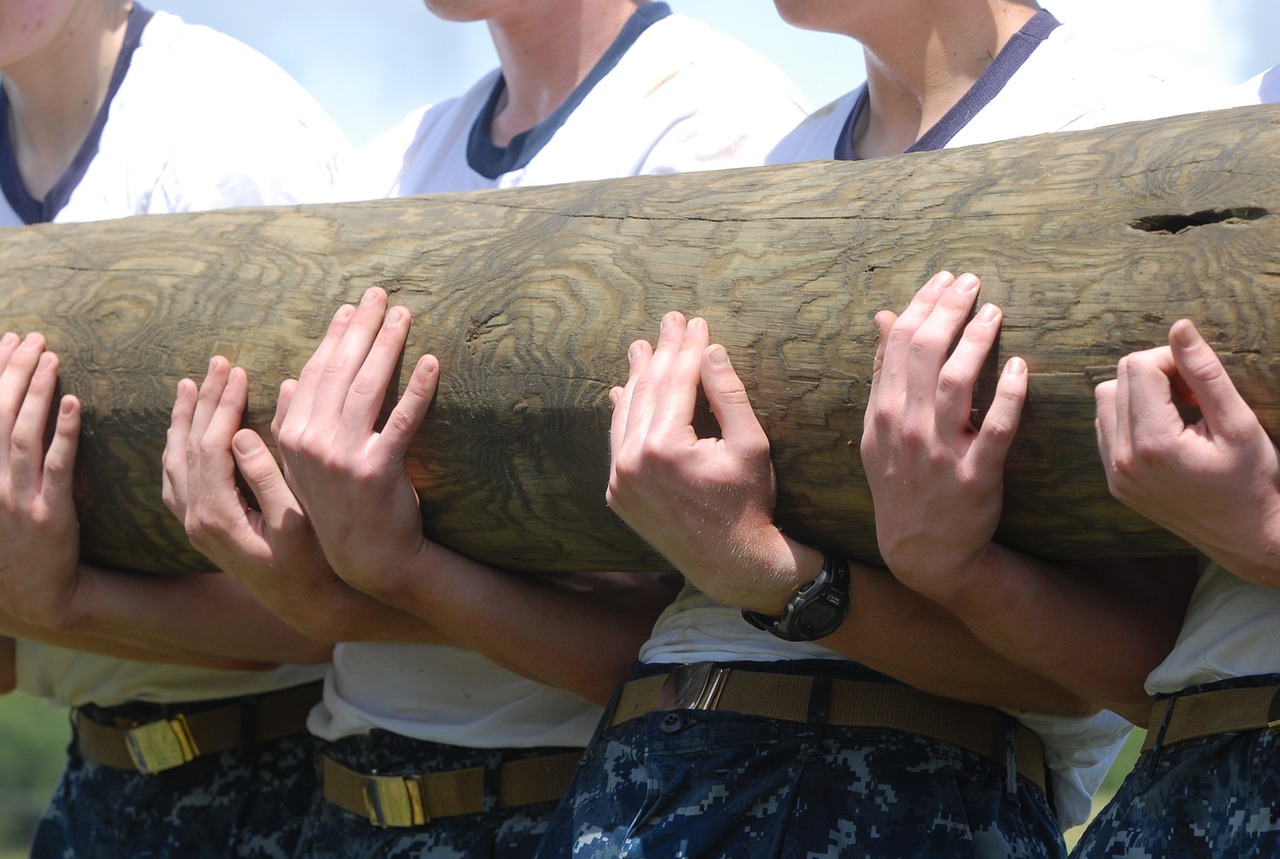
[1,104,1277,575]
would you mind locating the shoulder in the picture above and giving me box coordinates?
[765,90,862,165]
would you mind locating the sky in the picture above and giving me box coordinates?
[147,1,1279,145]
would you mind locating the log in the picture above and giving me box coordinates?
[1,104,1277,575]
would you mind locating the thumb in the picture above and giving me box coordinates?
[231,429,305,529]
[1168,319,1255,437]
[701,345,768,453]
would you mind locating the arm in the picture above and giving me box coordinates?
[270,288,678,705]
[604,308,1093,716]
[0,331,328,668]
[1097,318,1280,585]
[859,272,1195,724]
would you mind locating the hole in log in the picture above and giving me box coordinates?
[1129,207,1269,234]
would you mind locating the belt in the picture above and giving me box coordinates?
[1143,684,1280,752]
[74,681,322,775]
[609,664,1047,793]
[321,750,581,828]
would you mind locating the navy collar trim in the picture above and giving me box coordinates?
[466,2,671,179]
[835,8,1061,160]
[0,4,154,223]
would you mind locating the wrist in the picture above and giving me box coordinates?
[742,549,851,642]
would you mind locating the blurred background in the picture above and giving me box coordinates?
[1,0,1277,854]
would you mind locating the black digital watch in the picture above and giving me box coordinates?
[741,552,850,642]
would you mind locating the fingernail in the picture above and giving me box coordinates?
[955,273,980,293]
[1005,356,1027,376]
[232,433,262,455]
[1172,321,1198,348]
[628,342,643,362]
[977,303,1000,323]
[708,346,729,367]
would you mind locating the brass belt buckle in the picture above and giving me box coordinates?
[657,664,729,711]
[124,714,199,774]
[362,774,428,827]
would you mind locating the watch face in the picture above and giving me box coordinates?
[797,602,840,636]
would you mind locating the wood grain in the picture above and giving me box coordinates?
[1,104,1277,574]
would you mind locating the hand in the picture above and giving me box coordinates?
[272,287,441,602]
[607,311,820,614]
[1096,319,1280,585]
[0,332,82,628]
[161,356,344,639]
[860,272,1027,600]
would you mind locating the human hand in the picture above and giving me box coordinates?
[0,333,82,629]
[860,272,1027,601]
[607,312,820,614]
[162,356,343,639]
[1096,319,1280,586]
[273,287,441,603]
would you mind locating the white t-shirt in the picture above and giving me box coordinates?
[311,2,809,750]
[650,10,1170,829]
[8,5,347,706]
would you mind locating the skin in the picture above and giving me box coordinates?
[773,0,1041,157]
[170,289,678,706]
[1,0,132,199]
[606,274,1197,725]
[1097,319,1280,587]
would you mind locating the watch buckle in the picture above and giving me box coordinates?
[657,664,729,711]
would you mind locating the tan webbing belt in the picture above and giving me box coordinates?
[74,681,323,775]
[1143,684,1280,752]
[320,750,581,828]
[608,665,1047,793]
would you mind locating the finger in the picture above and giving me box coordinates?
[42,395,81,514]
[188,357,232,456]
[271,379,297,442]
[374,354,439,466]
[608,339,653,466]
[10,351,60,498]
[306,287,389,426]
[702,344,769,455]
[905,273,982,413]
[0,332,21,377]
[971,355,1027,472]
[283,300,358,428]
[231,429,306,534]
[1166,319,1256,439]
[162,378,199,515]
[621,312,686,451]
[1111,354,1135,472]
[1093,378,1119,478]
[935,301,1002,436]
[877,271,956,400]
[0,333,47,445]
[339,304,411,442]
[646,315,709,442]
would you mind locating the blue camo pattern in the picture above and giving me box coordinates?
[1070,728,1280,858]
[29,729,320,859]
[533,708,1065,859]
[292,731,572,859]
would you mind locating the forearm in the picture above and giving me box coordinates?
[51,565,334,665]
[370,547,680,705]
[918,549,1196,723]
[821,562,1097,716]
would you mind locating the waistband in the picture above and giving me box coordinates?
[608,663,1046,793]
[320,750,581,827]
[74,681,322,774]
[1144,682,1280,752]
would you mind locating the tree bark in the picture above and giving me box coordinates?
[1,104,1277,575]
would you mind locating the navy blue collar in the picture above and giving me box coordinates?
[466,2,670,179]
[835,8,1060,161]
[0,4,153,223]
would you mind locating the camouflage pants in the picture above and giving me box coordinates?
[534,662,1064,859]
[29,699,320,859]
[1070,676,1280,858]
[293,730,575,859]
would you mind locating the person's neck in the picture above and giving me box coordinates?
[3,1,132,200]
[854,0,1039,159]
[486,0,643,147]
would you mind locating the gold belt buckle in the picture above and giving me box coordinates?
[124,714,200,774]
[657,664,729,711]
[362,774,428,827]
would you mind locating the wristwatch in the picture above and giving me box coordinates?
[742,552,850,642]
